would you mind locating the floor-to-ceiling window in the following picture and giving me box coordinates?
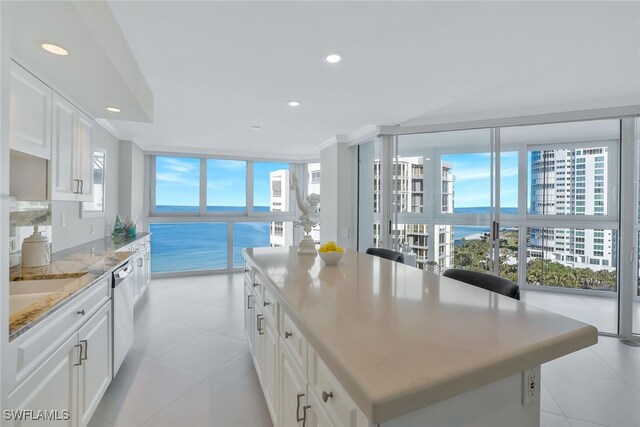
[149,156,315,274]
[361,119,627,335]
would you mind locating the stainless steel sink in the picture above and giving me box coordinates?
[9,278,80,315]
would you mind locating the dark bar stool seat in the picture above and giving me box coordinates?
[365,248,404,263]
[442,268,520,300]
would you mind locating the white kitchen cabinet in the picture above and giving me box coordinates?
[51,92,77,200]
[74,111,94,202]
[77,303,112,427]
[50,93,95,202]
[7,333,78,427]
[280,343,309,427]
[262,316,279,425]
[308,390,333,427]
[6,295,113,427]
[9,60,52,159]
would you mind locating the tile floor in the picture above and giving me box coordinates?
[89,274,640,427]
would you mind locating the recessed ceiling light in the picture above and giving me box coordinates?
[250,125,261,130]
[287,100,301,107]
[41,43,68,56]
[106,107,121,113]
[325,53,342,64]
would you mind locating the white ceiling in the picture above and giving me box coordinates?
[107,1,640,160]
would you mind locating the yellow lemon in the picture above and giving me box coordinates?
[336,247,344,253]
[326,241,337,251]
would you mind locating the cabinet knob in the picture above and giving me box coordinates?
[263,301,270,306]
[77,309,85,316]
[284,331,292,339]
[322,391,333,402]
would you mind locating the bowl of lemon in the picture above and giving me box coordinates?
[318,241,345,265]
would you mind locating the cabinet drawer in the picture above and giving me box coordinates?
[308,348,369,427]
[280,310,306,375]
[8,277,110,390]
[262,285,278,328]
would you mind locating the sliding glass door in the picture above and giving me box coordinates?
[362,118,625,335]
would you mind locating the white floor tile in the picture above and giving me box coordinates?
[131,321,205,358]
[209,309,246,340]
[134,298,208,335]
[592,347,640,386]
[566,417,606,427]
[541,380,564,416]
[142,377,271,427]
[211,349,261,391]
[543,347,624,383]
[541,411,571,427]
[175,304,239,331]
[160,331,247,375]
[92,352,204,426]
[544,368,640,427]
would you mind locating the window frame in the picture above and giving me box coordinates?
[80,147,107,218]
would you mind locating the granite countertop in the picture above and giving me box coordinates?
[243,247,598,424]
[8,233,150,340]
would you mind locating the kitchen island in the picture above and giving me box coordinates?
[242,247,597,427]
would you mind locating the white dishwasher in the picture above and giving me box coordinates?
[112,260,134,377]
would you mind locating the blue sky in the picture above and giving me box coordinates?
[156,156,287,207]
[157,153,520,209]
[442,152,519,208]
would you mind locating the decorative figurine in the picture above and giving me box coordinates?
[290,172,320,255]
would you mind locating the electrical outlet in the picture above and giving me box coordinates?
[8,236,18,253]
[522,368,537,406]
[61,212,67,227]
[90,224,95,235]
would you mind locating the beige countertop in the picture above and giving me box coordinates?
[9,233,149,340]
[243,247,598,424]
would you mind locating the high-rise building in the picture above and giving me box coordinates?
[269,165,321,247]
[528,148,615,271]
[372,158,455,269]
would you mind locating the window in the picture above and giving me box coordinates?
[150,156,307,273]
[150,223,228,273]
[206,159,246,212]
[81,150,106,217]
[155,156,200,213]
[255,162,290,213]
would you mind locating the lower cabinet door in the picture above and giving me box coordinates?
[244,284,254,351]
[280,343,308,427]
[7,333,79,427]
[308,391,334,427]
[77,302,112,427]
[263,320,279,425]
[254,304,264,382]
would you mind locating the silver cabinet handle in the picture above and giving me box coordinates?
[322,391,333,402]
[73,179,80,194]
[80,179,84,194]
[263,300,270,307]
[296,393,310,426]
[138,258,143,268]
[284,331,292,339]
[145,252,150,260]
[253,282,259,288]
[247,294,254,309]
[80,339,88,361]
[74,344,83,366]
[257,314,264,335]
[77,309,85,316]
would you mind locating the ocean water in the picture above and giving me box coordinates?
[150,205,517,273]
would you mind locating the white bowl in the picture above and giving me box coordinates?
[318,250,344,265]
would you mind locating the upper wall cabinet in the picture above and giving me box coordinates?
[9,61,52,159]
[50,93,94,202]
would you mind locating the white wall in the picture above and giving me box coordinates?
[320,142,356,249]
[51,124,120,251]
[118,140,144,229]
